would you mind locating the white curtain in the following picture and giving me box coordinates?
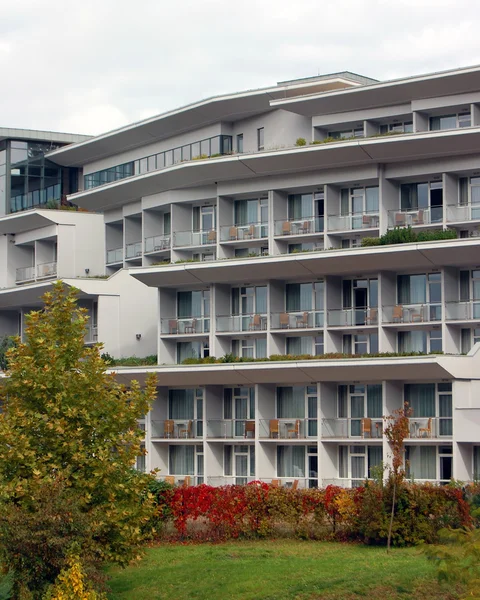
[277,386,305,418]
[405,384,435,417]
[169,389,194,419]
[408,446,436,480]
[367,385,382,418]
[277,446,305,477]
[170,445,195,475]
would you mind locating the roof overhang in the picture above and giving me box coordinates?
[110,354,465,387]
[129,238,480,288]
[0,127,90,145]
[66,128,480,212]
[46,75,366,167]
[269,64,480,116]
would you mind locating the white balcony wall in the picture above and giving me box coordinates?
[443,267,462,354]
[319,382,337,420]
[149,442,168,474]
[271,190,288,256]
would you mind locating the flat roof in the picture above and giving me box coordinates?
[0,127,91,145]
[46,74,368,167]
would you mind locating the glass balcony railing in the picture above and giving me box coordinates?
[206,419,256,438]
[216,313,267,332]
[446,203,480,223]
[125,241,142,259]
[160,317,210,335]
[321,418,383,438]
[37,261,57,279]
[16,265,35,283]
[407,417,452,438]
[263,478,314,489]
[258,418,318,439]
[151,419,202,439]
[327,212,379,231]
[327,307,378,327]
[382,303,442,323]
[106,247,123,264]
[220,222,268,242]
[173,230,217,248]
[388,207,443,228]
[270,310,324,329]
[445,300,480,320]
[144,234,171,253]
[274,216,324,236]
[206,476,257,486]
[161,475,203,486]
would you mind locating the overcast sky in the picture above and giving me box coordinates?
[2,0,480,137]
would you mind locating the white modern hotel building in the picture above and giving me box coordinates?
[3,65,480,487]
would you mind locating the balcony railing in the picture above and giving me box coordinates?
[274,216,324,236]
[382,303,442,323]
[206,419,256,438]
[125,241,142,259]
[446,203,480,223]
[327,212,379,232]
[388,207,443,228]
[216,313,268,332]
[106,247,123,264]
[37,261,57,279]
[151,419,202,439]
[322,478,370,489]
[206,476,257,486]
[321,418,384,438]
[173,229,217,247]
[270,310,324,329]
[144,234,171,253]
[258,418,318,439]
[219,222,268,242]
[407,417,452,438]
[16,265,35,283]
[445,300,480,320]
[263,477,316,489]
[161,475,203,486]
[160,317,210,335]
[327,307,378,327]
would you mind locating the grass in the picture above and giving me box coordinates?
[107,540,461,600]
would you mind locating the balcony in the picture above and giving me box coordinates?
[327,307,378,327]
[173,230,217,248]
[270,310,324,330]
[206,419,256,439]
[207,476,256,486]
[106,247,123,264]
[258,418,318,439]
[160,317,210,335]
[321,418,383,439]
[161,475,203,486]
[151,419,202,439]
[145,234,171,253]
[388,207,443,228]
[16,265,36,283]
[382,303,442,324]
[274,216,324,237]
[445,300,480,321]
[216,313,268,333]
[262,478,313,489]
[125,241,142,259]
[407,417,452,439]
[327,212,379,232]
[220,222,268,242]
[446,203,480,223]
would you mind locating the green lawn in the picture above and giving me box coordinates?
[107,540,461,600]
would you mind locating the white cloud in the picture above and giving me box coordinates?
[1,0,480,135]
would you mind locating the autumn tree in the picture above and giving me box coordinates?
[0,283,157,598]
[384,402,412,552]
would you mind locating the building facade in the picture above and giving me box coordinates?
[3,66,480,486]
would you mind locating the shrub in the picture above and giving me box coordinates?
[295,138,307,146]
[362,226,457,247]
[43,555,106,600]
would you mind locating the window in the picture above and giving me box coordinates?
[337,384,383,437]
[176,341,209,363]
[234,197,268,228]
[343,333,378,355]
[276,385,318,436]
[400,181,443,223]
[458,176,480,219]
[404,382,452,436]
[339,187,379,229]
[232,337,267,359]
[224,445,255,484]
[286,281,324,325]
[461,327,480,353]
[177,290,210,329]
[277,446,305,478]
[232,286,267,317]
[237,134,244,153]
[379,121,413,134]
[257,127,264,151]
[339,445,383,486]
[430,111,471,131]
[169,445,204,482]
[286,335,324,356]
[84,162,134,190]
[406,445,452,482]
[224,387,255,437]
[474,447,480,480]
[328,127,364,139]
[135,445,146,472]
[397,273,442,320]
[398,329,442,353]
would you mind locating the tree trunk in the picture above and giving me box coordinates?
[387,478,396,553]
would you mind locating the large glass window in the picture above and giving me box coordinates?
[398,330,442,353]
[400,181,443,223]
[257,128,264,151]
[277,446,305,478]
[430,111,471,131]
